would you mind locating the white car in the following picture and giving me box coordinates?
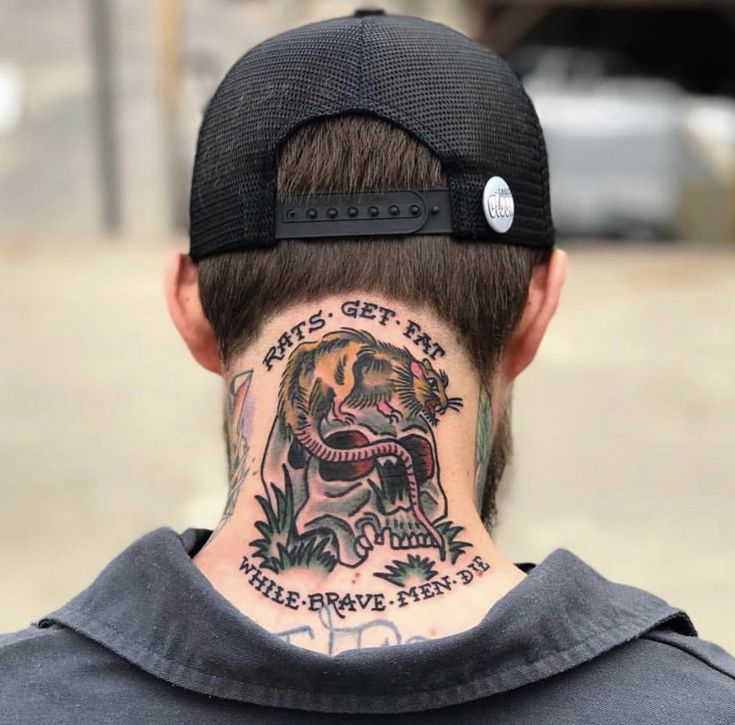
[517,47,686,239]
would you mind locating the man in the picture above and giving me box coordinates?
[2,9,733,724]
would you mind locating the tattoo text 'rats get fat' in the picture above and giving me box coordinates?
[262,298,446,371]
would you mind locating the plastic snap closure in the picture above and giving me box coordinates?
[354,8,386,17]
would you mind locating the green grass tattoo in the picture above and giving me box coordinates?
[374,555,438,587]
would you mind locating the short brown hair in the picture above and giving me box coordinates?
[198,115,550,379]
[197,115,551,526]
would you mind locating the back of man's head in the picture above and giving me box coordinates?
[196,112,554,525]
[165,12,566,654]
[182,13,560,528]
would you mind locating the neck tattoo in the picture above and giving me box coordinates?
[219,298,493,626]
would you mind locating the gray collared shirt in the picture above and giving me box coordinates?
[2,527,734,723]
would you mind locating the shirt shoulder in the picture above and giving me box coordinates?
[637,625,735,706]
[643,627,735,681]
[0,621,147,724]
[482,627,735,725]
[576,627,735,722]
[0,620,82,669]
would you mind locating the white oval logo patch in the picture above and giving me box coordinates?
[482,176,514,233]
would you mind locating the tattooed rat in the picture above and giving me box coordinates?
[277,328,462,556]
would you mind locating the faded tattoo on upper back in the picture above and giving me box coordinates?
[275,606,427,655]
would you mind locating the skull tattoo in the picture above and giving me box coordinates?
[255,327,463,571]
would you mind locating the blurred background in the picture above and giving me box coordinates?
[1,0,733,651]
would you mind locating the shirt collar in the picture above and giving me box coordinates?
[44,527,695,714]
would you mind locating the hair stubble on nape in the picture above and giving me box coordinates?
[482,399,513,531]
[197,115,548,529]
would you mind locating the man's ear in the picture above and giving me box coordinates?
[501,249,567,382]
[164,252,222,374]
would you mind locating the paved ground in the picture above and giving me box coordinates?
[1,238,734,653]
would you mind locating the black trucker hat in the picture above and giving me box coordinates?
[189,9,554,260]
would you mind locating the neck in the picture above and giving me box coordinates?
[194,292,525,654]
